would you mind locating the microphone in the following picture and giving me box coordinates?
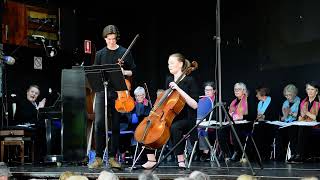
[1,56,15,65]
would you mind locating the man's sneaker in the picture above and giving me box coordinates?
[109,157,122,169]
[88,157,103,169]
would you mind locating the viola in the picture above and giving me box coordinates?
[115,77,135,113]
[114,34,139,113]
[134,61,198,149]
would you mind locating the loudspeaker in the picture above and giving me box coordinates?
[61,69,87,162]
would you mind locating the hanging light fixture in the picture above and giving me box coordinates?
[46,45,57,57]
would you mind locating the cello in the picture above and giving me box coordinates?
[114,34,139,113]
[85,44,97,156]
[134,61,198,149]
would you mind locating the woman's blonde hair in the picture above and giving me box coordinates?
[283,84,298,97]
[98,170,119,180]
[59,171,76,180]
[66,175,89,180]
[169,53,190,71]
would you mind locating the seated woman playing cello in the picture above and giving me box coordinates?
[135,53,199,169]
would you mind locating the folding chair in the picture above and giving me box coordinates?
[130,141,168,170]
[270,137,276,160]
[286,142,291,162]
[188,96,220,168]
[106,122,135,164]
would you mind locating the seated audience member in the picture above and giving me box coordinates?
[237,174,257,180]
[98,170,119,180]
[218,82,249,161]
[197,81,216,161]
[274,84,300,161]
[14,84,47,163]
[59,171,76,180]
[138,172,159,180]
[301,177,319,180]
[174,178,193,180]
[288,82,320,163]
[66,175,88,180]
[0,162,11,180]
[189,170,210,180]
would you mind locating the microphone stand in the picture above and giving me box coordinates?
[213,0,257,175]
[0,43,9,127]
[152,0,256,175]
[0,60,9,127]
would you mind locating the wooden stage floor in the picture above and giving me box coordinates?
[5,160,320,179]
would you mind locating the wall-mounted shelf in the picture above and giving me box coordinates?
[2,0,59,47]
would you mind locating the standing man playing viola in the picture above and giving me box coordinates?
[89,24,136,169]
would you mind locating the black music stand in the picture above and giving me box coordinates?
[82,64,127,166]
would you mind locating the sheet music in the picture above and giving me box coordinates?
[199,120,216,127]
[265,120,320,128]
[199,120,250,127]
[16,123,35,128]
[265,121,288,127]
[292,121,320,126]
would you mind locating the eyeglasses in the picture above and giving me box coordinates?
[234,88,242,92]
[205,88,213,91]
[135,94,144,97]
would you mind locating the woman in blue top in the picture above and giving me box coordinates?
[274,84,300,161]
[281,84,300,123]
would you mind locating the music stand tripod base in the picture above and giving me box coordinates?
[81,64,127,165]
